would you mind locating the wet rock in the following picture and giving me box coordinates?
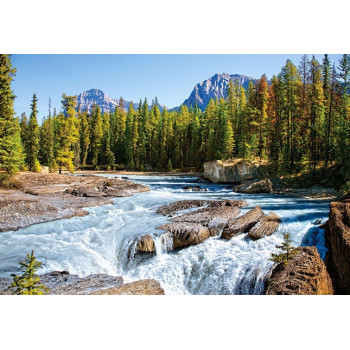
[0,199,89,232]
[0,271,124,295]
[221,206,264,240]
[264,247,334,295]
[0,172,149,232]
[203,159,267,183]
[313,218,322,225]
[248,212,281,240]
[0,271,164,295]
[171,205,241,236]
[182,185,202,191]
[92,279,165,295]
[121,176,129,179]
[159,222,211,249]
[325,201,350,294]
[156,199,248,216]
[234,178,273,194]
[136,234,156,253]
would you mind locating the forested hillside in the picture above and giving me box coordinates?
[1,54,349,188]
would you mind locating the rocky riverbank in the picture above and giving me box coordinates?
[0,271,164,295]
[264,246,334,295]
[0,172,149,232]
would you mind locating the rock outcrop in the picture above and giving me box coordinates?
[0,172,149,232]
[234,179,273,194]
[91,279,165,295]
[203,160,266,183]
[0,271,164,295]
[264,247,334,295]
[221,206,264,240]
[325,201,350,294]
[171,205,241,236]
[156,199,247,216]
[248,212,281,240]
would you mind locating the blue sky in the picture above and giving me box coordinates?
[12,54,343,121]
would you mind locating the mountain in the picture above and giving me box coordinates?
[75,89,163,114]
[172,73,257,111]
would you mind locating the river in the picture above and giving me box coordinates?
[0,175,331,294]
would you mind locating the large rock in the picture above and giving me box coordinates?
[92,279,165,295]
[234,179,273,194]
[248,212,281,240]
[203,160,266,183]
[325,201,350,294]
[0,199,88,232]
[156,199,247,216]
[221,206,264,240]
[171,205,241,236]
[0,172,149,232]
[0,271,165,295]
[158,223,211,249]
[264,247,334,295]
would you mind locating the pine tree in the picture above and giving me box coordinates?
[270,233,297,266]
[0,54,25,176]
[26,93,40,171]
[10,250,49,295]
[54,94,79,173]
[39,99,55,168]
[79,111,90,169]
[90,104,103,167]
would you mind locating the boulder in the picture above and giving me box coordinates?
[171,205,241,236]
[92,279,165,295]
[136,234,156,253]
[234,179,273,194]
[248,212,281,240]
[221,206,264,240]
[203,159,266,183]
[156,199,248,216]
[158,222,211,249]
[264,247,334,295]
[325,201,350,294]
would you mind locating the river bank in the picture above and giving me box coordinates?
[0,172,149,232]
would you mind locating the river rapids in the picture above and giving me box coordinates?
[0,175,330,295]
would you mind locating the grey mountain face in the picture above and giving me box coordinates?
[75,89,162,114]
[179,73,257,111]
[76,73,257,114]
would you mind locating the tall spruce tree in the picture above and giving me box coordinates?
[0,54,24,176]
[26,94,40,171]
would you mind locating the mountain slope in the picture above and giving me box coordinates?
[75,89,163,114]
[174,73,257,111]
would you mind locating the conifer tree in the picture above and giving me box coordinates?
[26,93,40,171]
[79,111,90,169]
[89,104,103,167]
[270,233,297,266]
[10,250,49,295]
[0,54,25,176]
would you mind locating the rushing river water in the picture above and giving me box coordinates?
[0,175,331,294]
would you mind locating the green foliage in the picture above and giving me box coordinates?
[26,93,40,171]
[10,250,49,295]
[270,233,297,266]
[167,159,172,171]
[0,54,25,175]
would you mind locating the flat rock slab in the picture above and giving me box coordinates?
[221,206,264,240]
[92,279,165,295]
[248,212,281,240]
[156,199,247,216]
[171,205,241,236]
[264,247,334,295]
[0,172,149,232]
[0,271,164,295]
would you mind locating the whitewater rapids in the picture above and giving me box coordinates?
[0,175,330,295]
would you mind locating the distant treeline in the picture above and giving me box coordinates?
[1,54,350,185]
